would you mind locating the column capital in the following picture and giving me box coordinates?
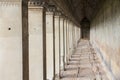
[46,4,56,12]
[45,4,57,15]
[60,14,67,19]
[63,16,68,21]
[54,11,62,16]
[28,0,48,8]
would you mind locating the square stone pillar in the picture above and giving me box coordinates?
[46,11,55,80]
[0,1,29,80]
[75,27,79,43]
[71,23,75,53]
[72,24,76,49]
[54,14,60,77]
[69,21,73,56]
[28,1,46,80]
[63,18,67,64]
[79,27,81,40]
[66,20,70,63]
[75,26,78,47]
[78,27,80,40]
[59,16,65,71]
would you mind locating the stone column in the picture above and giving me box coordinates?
[0,0,29,80]
[46,6,55,80]
[59,16,64,71]
[71,23,75,53]
[66,19,70,63]
[28,1,46,80]
[75,26,78,47]
[72,24,76,50]
[63,18,67,64]
[77,27,79,41]
[54,12,60,78]
[77,27,80,41]
[77,27,79,42]
[79,27,81,40]
[69,21,73,56]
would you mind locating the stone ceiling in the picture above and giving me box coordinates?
[69,0,101,21]
[51,0,105,24]
[29,0,105,25]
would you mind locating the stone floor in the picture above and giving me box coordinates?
[60,40,109,80]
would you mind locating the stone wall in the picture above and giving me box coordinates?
[90,0,120,80]
[0,1,23,80]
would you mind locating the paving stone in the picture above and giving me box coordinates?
[59,40,109,80]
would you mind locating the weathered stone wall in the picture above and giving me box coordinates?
[0,1,23,80]
[90,0,120,80]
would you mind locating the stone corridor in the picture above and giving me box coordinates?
[59,40,109,80]
[0,0,120,80]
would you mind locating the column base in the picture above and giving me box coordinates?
[54,74,60,80]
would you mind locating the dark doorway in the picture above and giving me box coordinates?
[80,17,90,40]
